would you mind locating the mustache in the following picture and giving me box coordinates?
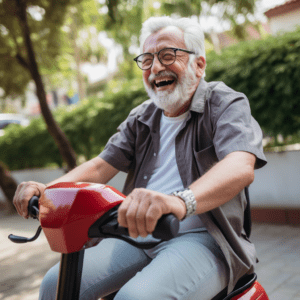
[148,71,178,85]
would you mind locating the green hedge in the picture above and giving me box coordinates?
[0,79,148,170]
[205,29,300,138]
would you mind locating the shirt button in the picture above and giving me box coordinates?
[154,153,157,156]
[144,175,147,180]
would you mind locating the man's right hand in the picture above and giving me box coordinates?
[13,181,46,218]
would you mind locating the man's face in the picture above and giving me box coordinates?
[142,26,202,116]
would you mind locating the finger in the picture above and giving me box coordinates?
[20,183,40,218]
[13,183,23,216]
[13,182,42,218]
[145,204,162,234]
[13,182,29,218]
[135,201,151,237]
[125,199,140,238]
[118,196,132,228]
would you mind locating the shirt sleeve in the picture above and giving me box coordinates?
[99,113,136,173]
[210,84,267,169]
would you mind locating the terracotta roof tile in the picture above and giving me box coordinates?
[265,0,300,18]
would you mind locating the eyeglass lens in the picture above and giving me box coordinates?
[137,48,176,70]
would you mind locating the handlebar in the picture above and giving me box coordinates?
[9,196,180,249]
[28,196,39,219]
[88,205,179,249]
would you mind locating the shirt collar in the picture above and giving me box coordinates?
[137,100,162,129]
[189,78,208,113]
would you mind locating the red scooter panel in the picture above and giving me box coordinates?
[232,281,269,300]
[39,182,125,253]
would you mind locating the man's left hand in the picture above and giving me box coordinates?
[118,188,186,238]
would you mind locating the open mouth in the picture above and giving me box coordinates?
[154,79,175,88]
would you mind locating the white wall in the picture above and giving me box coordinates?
[1,151,300,208]
[269,7,300,35]
[250,150,300,208]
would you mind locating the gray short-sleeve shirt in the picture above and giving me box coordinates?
[99,79,267,292]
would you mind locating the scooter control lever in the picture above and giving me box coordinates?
[8,196,41,243]
[8,226,42,243]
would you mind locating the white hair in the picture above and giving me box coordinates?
[139,16,206,59]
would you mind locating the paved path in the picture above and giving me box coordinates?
[0,213,299,300]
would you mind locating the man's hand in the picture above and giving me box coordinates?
[118,188,186,238]
[13,181,46,218]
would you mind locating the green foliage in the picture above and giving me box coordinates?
[160,0,256,40]
[205,29,300,138]
[0,0,106,99]
[0,118,62,170]
[0,78,148,170]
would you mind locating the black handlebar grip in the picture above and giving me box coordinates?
[28,196,39,219]
[152,214,179,240]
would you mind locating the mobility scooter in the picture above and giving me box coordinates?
[9,182,269,300]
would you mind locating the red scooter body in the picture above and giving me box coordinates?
[230,280,269,300]
[39,182,125,253]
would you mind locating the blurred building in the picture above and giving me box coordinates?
[264,0,300,35]
[216,23,271,49]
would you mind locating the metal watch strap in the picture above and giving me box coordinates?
[172,188,197,219]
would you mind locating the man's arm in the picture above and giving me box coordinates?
[189,151,255,214]
[47,157,119,186]
[118,151,255,238]
[13,157,119,218]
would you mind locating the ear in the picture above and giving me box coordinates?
[194,56,206,79]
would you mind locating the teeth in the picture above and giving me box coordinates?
[156,79,166,84]
[154,78,175,87]
[155,80,174,87]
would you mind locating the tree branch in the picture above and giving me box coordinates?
[15,53,30,70]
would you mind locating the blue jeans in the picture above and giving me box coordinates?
[39,232,229,300]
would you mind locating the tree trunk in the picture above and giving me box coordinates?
[71,14,86,102]
[0,162,17,212]
[16,0,77,171]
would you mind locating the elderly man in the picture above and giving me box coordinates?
[13,16,266,300]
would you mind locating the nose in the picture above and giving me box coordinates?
[151,54,165,74]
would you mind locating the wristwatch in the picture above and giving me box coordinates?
[172,188,197,219]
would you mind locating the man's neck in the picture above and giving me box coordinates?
[163,99,192,117]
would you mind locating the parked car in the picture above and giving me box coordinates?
[0,114,30,136]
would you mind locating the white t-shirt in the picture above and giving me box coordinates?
[146,111,188,195]
[146,111,204,234]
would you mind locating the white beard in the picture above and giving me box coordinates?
[144,65,198,115]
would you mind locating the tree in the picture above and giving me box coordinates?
[0,0,81,171]
[0,162,18,212]
[42,0,108,101]
[102,0,258,60]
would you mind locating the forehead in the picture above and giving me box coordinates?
[143,26,186,53]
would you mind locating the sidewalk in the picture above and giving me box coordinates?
[0,212,299,300]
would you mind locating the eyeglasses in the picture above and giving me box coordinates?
[133,47,195,70]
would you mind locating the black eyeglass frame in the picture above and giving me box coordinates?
[133,47,195,70]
